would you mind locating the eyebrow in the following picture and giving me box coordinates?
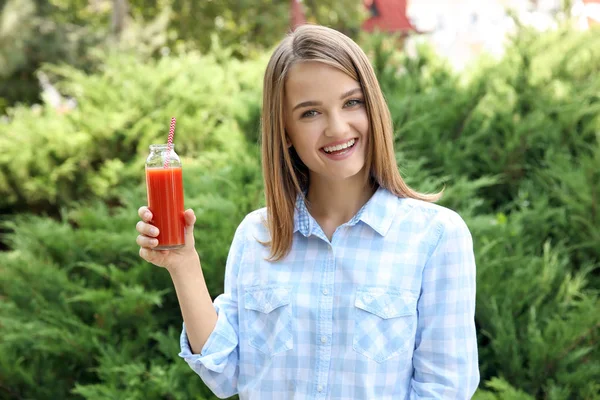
[292,87,363,112]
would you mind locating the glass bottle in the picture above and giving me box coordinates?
[145,144,185,250]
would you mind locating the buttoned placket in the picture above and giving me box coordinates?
[314,240,335,398]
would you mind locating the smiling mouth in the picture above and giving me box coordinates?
[321,138,358,154]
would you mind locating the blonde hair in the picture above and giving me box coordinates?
[261,24,442,261]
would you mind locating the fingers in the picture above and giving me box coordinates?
[139,247,155,260]
[184,209,196,244]
[138,206,153,222]
[137,206,165,265]
[184,208,196,227]
[136,234,158,249]
[139,245,169,265]
[136,220,159,237]
[136,211,159,249]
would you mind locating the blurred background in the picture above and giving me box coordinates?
[0,0,598,399]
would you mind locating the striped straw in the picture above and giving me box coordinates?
[164,117,176,168]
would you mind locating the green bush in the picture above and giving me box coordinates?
[0,50,264,215]
[0,25,598,400]
[0,0,107,115]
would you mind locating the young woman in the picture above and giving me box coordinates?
[136,24,479,399]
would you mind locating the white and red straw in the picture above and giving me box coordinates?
[164,117,176,168]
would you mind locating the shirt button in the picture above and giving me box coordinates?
[321,335,327,344]
[322,288,328,295]
[317,385,323,392]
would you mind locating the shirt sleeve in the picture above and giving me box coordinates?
[410,210,480,399]
[178,218,248,399]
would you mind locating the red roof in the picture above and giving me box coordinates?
[362,0,418,34]
[583,0,600,26]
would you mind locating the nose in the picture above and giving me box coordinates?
[324,111,350,138]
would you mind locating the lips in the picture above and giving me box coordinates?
[318,138,359,161]
[320,137,358,153]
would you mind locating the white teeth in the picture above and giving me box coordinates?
[323,138,356,153]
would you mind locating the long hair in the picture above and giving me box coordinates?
[261,24,442,262]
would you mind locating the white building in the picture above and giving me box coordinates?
[404,0,588,69]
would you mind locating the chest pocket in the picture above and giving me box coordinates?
[244,285,293,357]
[353,287,418,363]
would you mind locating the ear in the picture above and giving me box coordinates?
[284,131,292,148]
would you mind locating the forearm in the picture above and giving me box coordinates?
[169,255,218,355]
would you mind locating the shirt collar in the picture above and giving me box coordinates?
[293,192,312,237]
[351,186,398,236]
[293,186,400,237]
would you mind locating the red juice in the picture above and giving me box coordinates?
[145,167,185,249]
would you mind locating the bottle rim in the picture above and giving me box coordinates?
[149,143,175,150]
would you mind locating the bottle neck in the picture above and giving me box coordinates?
[146,143,181,168]
[150,144,175,152]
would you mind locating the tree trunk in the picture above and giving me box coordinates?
[112,0,129,39]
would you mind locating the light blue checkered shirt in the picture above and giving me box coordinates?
[179,186,479,399]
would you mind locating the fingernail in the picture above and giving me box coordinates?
[150,228,159,236]
[144,212,151,220]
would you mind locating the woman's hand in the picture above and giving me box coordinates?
[136,206,199,272]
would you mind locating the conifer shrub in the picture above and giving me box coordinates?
[0,51,264,215]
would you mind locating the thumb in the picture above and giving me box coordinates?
[184,209,196,242]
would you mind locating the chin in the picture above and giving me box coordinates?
[324,163,366,182]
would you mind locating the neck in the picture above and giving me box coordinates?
[306,170,377,227]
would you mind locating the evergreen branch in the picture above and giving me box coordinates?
[0,380,22,399]
[0,164,26,210]
[545,321,600,376]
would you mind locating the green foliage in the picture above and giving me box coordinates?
[0,0,106,114]
[128,0,366,58]
[474,377,536,400]
[0,50,264,214]
[0,19,599,400]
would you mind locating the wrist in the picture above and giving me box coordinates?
[167,252,201,277]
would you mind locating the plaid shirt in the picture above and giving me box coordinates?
[179,187,479,399]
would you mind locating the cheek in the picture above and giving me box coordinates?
[355,110,370,134]
[288,123,322,150]
[293,137,318,162]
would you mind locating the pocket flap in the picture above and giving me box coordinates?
[244,286,290,314]
[355,288,417,319]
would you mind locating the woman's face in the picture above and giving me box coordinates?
[283,61,369,184]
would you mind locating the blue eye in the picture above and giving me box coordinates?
[345,99,364,107]
[301,110,319,118]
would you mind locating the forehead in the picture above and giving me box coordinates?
[285,61,359,101]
